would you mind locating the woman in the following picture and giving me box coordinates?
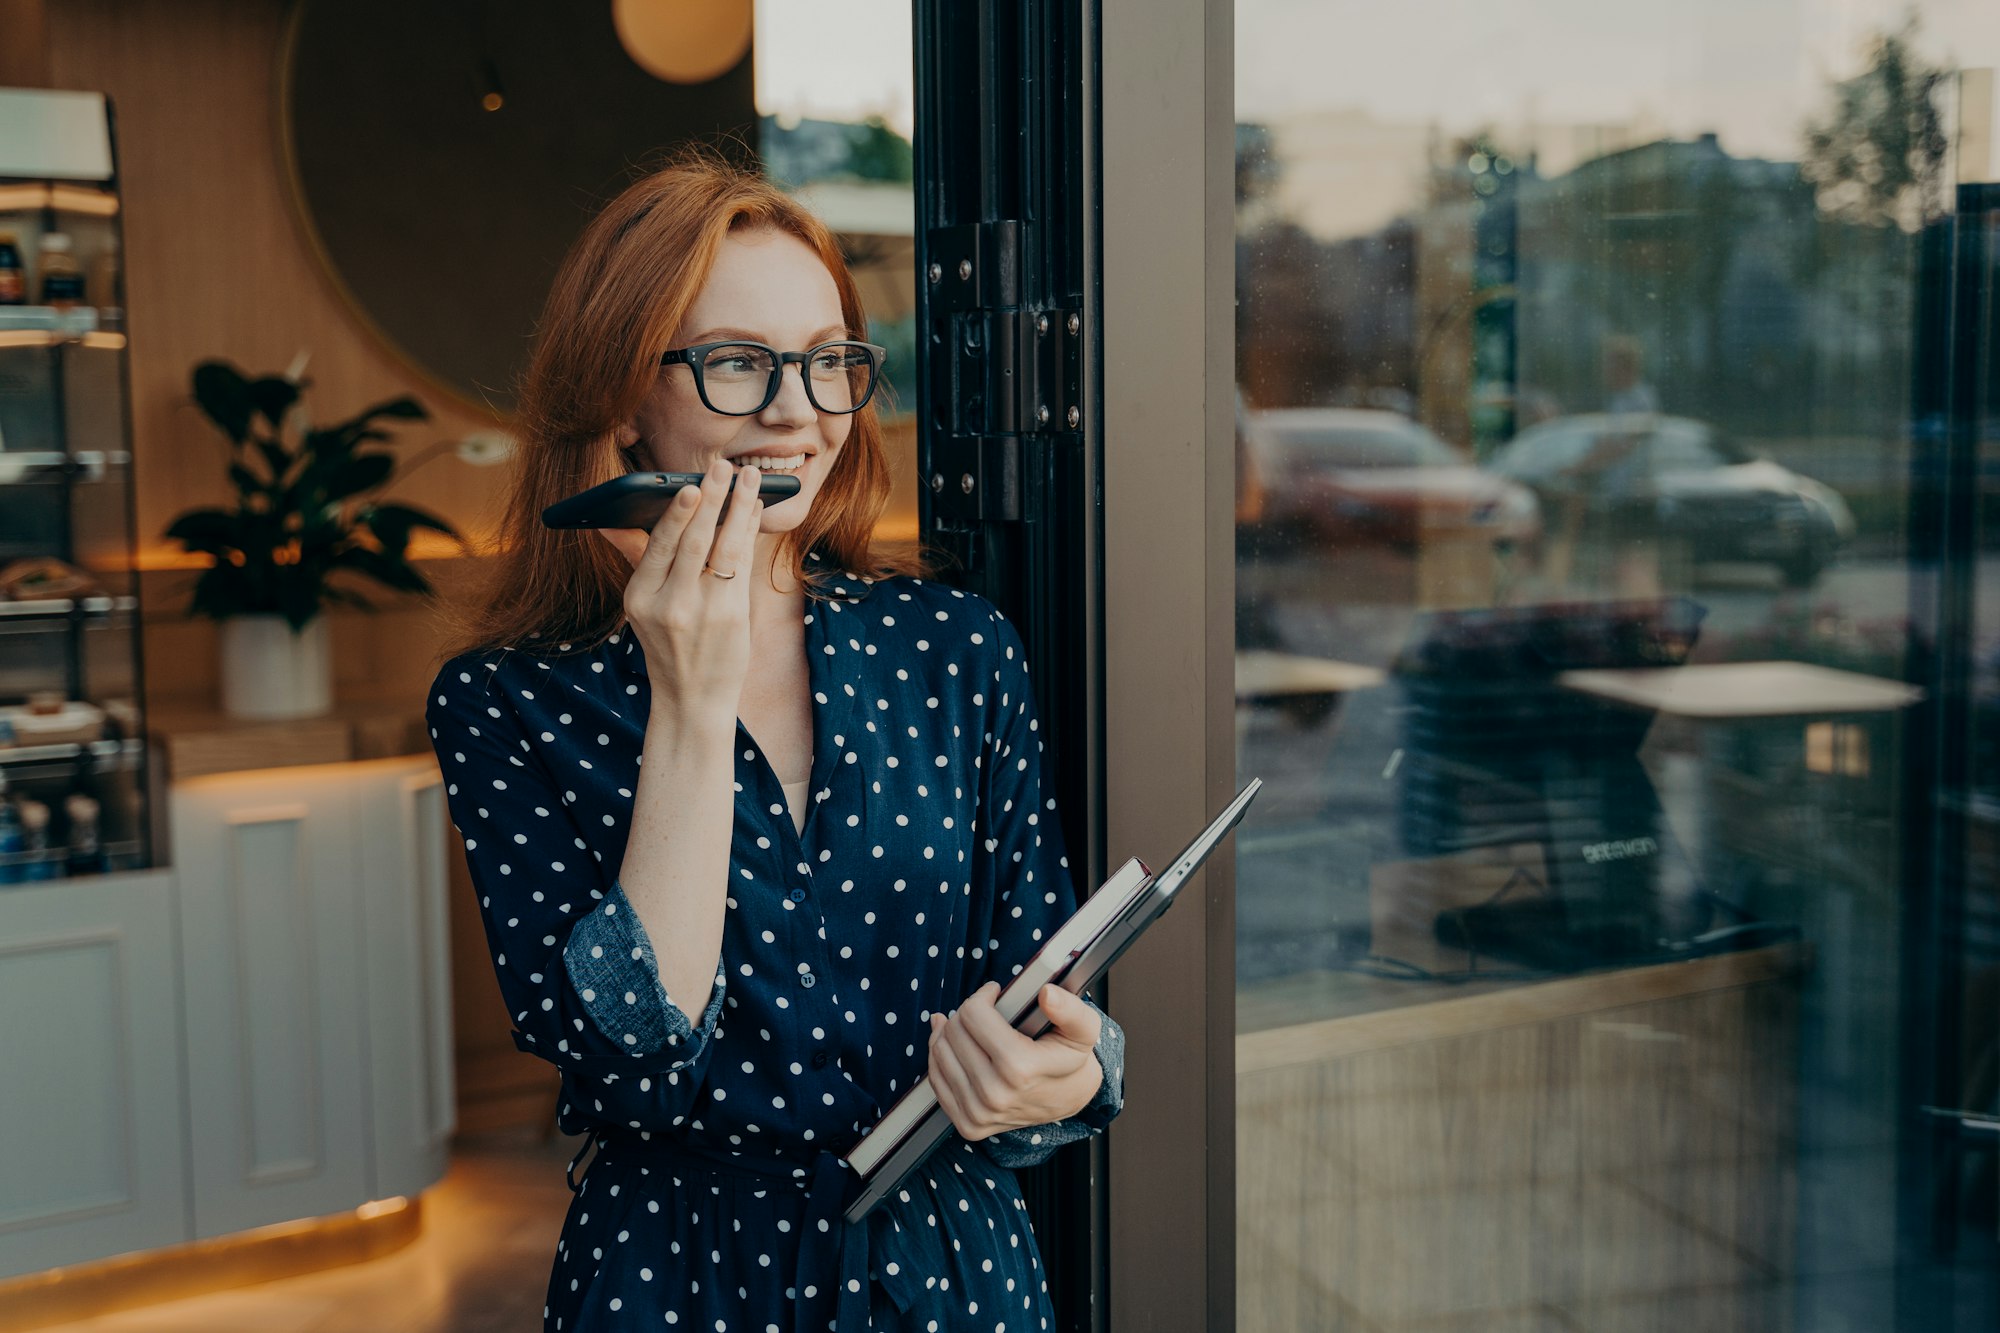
[426,153,1124,1333]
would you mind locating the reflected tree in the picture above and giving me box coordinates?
[1801,17,1950,233]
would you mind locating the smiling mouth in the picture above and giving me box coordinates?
[733,452,810,473]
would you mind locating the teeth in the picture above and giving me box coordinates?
[738,453,808,471]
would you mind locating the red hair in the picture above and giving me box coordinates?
[440,148,938,661]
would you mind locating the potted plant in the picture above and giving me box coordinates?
[164,359,464,720]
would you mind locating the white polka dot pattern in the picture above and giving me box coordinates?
[426,561,1122,1332]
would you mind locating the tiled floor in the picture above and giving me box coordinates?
[42,1130,578,1332]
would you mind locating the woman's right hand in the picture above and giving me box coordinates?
[597,456,764,719]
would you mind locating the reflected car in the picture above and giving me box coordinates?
[1244,408,1541,554]
[1484,414,1855,587]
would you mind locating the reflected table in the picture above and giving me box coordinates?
[1234,649,1385,729]
[1560,657,1924,907]
[1556,660,1922,719]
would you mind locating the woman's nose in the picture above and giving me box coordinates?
[762,361,817,424]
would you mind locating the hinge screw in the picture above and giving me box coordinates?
[1036,405,1051,426]
[1067,313,1080,335]
[961,473,976,494]
[928,262,942,283]
[1067,406,1081,428]
[1036,314,1050,335]
[930,472,944,493]
[957,259,973,281]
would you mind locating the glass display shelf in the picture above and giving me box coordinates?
[0,595,138,621]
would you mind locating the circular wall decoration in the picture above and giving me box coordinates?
[280,0,757,415]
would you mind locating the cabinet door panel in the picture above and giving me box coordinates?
[358,758,456,1198]
[0,871,187,1279]
[172,769,369,1237]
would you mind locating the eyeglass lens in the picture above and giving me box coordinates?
[695,343,878,416]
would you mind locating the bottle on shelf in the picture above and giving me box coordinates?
[18,797,56,881]
[37,233,86,308]
[87,237,121,328]
[0,231,25,305]
[64,791,109,877]
[0,771,24,885]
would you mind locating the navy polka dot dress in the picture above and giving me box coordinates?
[427,555,1125,1332]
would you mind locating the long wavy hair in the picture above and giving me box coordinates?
[438,149,938,662]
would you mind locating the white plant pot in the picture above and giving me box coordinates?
[219,615,333,720]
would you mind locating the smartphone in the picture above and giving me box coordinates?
[541,471,802,530]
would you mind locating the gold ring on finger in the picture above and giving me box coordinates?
[702,565,738,580]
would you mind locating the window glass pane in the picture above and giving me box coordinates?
[755,0,917,541]
[1234,6,2000,1329]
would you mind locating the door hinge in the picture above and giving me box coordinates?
[925,220,1081,522]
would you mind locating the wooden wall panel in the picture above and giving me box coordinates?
[44,0,509,574]
[0,0,49,87]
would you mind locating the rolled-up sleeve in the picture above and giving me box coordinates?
[564,882,725,1055]
[426,657,722,1110]
[981,996,1125,1169]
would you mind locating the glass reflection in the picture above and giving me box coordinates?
[1234,5,1998,1330]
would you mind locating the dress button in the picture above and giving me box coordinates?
[789,888,807,902]
[811,1050,829,1069]
[800,972,817,989]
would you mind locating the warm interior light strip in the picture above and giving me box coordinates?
[48,184,119,216]
[0,1194,422,1332]
[0,328,121,350]
[0,184,118,216]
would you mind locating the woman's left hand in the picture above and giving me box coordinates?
[927,981,1104,1141]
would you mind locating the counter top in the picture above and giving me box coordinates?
[146,697,429,781]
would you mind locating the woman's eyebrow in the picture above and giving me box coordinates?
[682,324,853,345]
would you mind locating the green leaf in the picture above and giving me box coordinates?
[334,545,432,595]
[189,563,259,620]
[165,508,244,549]
[246,377,304,432]
[325,452,395,502]
[361,502,459,551]
[277,573,321,632]
[191,361,254,444]
[255,440,294,486]
[228,462,268,498]
[298,514,346,559]
[354,396,427,423]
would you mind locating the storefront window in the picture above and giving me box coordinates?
[755,0,919,543]
[1234,5,1998,1328]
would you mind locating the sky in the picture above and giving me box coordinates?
[1234,0,1999,166]
[754,0,1996,166]
[754,0,915,137]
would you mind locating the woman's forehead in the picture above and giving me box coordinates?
[682,228,846,341]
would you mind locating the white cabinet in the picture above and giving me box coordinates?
[171,755,454,1237]
[0,870,188,1279]
[354,761,457,1201]
[0,754,453,1280]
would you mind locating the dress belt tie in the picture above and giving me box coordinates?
[568,1125,934,1333]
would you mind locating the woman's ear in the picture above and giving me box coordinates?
[616,433,649,474]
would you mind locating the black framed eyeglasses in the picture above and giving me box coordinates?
[658,339,888,417]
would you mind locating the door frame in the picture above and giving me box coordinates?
[1099,1,1236,1330]
[912,1,1235,1327]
